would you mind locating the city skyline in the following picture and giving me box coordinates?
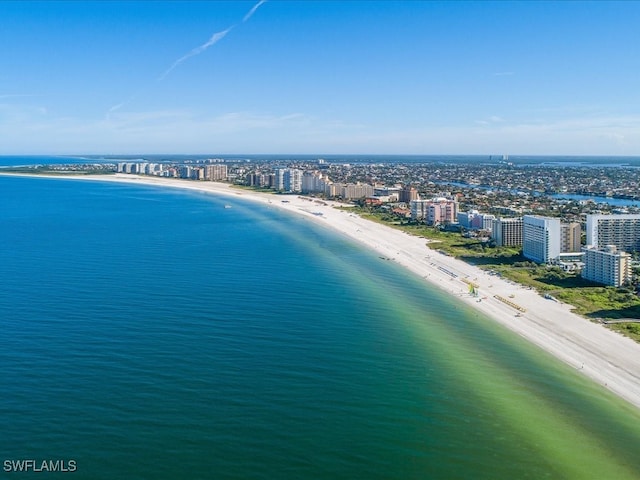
[1,0,639,155]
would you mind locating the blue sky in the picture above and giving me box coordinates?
[1,0,639,155]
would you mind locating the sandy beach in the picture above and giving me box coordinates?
[11,173,640,410]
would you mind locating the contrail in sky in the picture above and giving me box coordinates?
[243,0,267,22]
[108,1,268,114]
[158,0,267,81]
[158,26,234,81]
[107,95,135,114]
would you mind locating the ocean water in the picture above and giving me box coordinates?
[1,175,640,479]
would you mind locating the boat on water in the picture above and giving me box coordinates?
[224,204,232,209]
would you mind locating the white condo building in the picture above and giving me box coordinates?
[581,245,631,287]
[458,211,496,230]
[301,171,329,194]
[457,210,478,229]
[274,168,303,192]
[586,214,640,253]
[523,215,561,263]
[480,214,496,230]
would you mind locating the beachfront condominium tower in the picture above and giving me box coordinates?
[491,217,523,247]
[274,168,303,193]
[301,171,330,194]
[581,245,631,287]
[523,215,561,263]
[410,197,458,225]
[586,214,640,253]
[340,183,375,200]
[458,211,497,231]
[457,210,478,229]
[561,222,582,253]
[204,164,228,181]
[481,214,496,231]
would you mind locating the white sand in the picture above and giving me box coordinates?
[11,173,640,409]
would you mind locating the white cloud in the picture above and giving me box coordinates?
[0,102,48,123]
[3,104,640,155]
[476,115,505,125]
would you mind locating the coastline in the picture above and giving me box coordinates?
[6,173,640,410]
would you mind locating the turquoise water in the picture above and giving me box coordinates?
[1,176,640,479]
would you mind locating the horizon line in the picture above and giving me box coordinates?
[2,153,640,158]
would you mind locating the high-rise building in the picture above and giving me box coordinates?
[192,167,205,180]
[246,173,273,187]
[586,214,640,253]
[523,215,561,263]
[341,183,374,200]
[178,166,192,179]
[274,168,303,192]
[410,197,458,225]
[302,171,330,194]
[457,210,478,229]
[286,169,303,192]
[246,173,260,186]
[458,211,496,230]
[410,200,428,221]
[561,222,582,253]
[274,168,286,190]
[118,162,140,174]
[204,164,228,181]
[480,214,496,230]
[324,183,340,198]
[399,186,419,203]
[491,217,523,247]
[581,245,631,287]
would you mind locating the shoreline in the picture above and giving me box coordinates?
[6,173,640,410]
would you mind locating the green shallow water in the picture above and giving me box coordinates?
[1,176,639,479]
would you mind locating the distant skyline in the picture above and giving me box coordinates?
[1,0,639,156]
